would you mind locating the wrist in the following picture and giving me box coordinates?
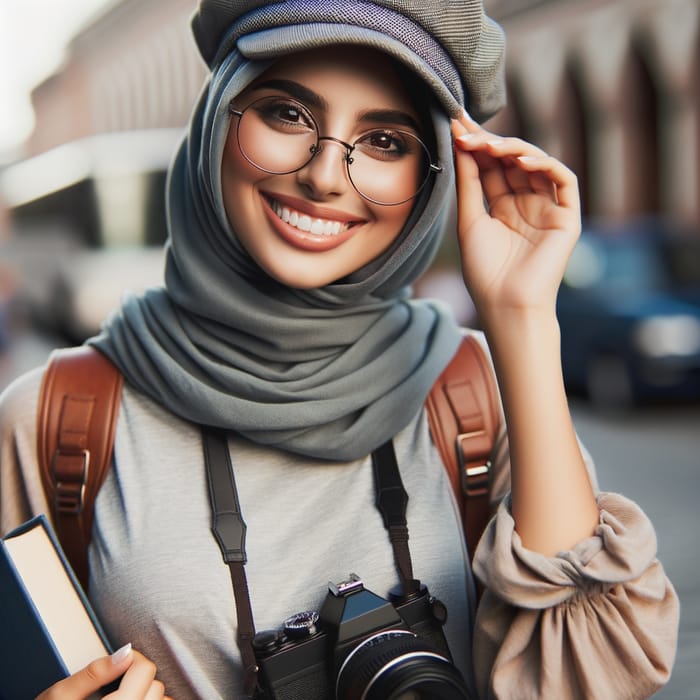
[480,306,560,351]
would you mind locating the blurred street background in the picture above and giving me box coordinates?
[1,1,698,697]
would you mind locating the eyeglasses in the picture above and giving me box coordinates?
[227,96,441,206]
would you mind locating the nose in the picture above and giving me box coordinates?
[296,137,352,200]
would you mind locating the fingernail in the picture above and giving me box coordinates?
[456,134,477,144]
[517,155,539,162]
[486,139,504,146]
[461,108,477,123]
[111,643,132,665]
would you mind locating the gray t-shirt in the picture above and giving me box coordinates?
[90,384,477,699]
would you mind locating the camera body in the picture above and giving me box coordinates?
[252,574,468,700]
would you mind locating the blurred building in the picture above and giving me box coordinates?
[16,0,700,229]
[27,0,204,155]
[488,0,699,228]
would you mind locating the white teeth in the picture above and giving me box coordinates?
[270,198,349,236]
[298,215,312,232]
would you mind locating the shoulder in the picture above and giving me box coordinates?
[114,380,202,463]
[0,364,47,535]
[0,365,44,436]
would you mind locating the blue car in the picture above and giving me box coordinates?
[556,222,700,407]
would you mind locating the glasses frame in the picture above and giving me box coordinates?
[227,97,442,206]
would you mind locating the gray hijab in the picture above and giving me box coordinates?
[88,45,466,462]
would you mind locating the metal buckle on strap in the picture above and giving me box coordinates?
[52,449,90,515]
[457,430,491,497]
[464,462,491,496]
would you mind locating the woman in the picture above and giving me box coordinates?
[0,1,678,698]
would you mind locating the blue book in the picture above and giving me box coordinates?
[0,514,113,700]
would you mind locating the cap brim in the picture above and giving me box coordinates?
[235,24,462,117]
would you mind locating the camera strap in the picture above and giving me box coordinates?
[202,429,421,696]
[202,428,258,697]
[372,440,420,596]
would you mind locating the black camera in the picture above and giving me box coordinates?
[252,574,472,700]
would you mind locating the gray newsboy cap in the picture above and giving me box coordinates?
[191,0,506,122]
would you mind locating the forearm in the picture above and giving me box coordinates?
[482,308,599,555]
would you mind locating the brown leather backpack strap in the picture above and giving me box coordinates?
[37,346,123,590]
[426,334,500,561]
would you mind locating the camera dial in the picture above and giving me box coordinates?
[284,610,320,639]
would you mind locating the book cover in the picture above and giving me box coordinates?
[0,514,113,700]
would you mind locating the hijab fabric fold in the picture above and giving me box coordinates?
[89,50,463,461]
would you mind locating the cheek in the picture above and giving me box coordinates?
[379,201,414,240]
[222,133,248,189]
[221,137,264,223]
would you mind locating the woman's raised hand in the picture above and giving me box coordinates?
[35,644,172,700]
[452,113,600,556]
[451,113,581,320]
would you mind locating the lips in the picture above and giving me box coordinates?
[261,193,364,252]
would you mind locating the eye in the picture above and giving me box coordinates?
[355,130,413,160]
[254,97,315,134]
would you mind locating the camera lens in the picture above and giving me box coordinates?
[336,631,471,700]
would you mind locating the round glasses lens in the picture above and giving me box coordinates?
[236,96,318,175]
[347,129,433,205]
[234,97,437,206]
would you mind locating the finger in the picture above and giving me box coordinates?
[452,121,509,199]
[516,155,580,213]
[462,133,577,206]
[451,124,489,227]
[454,132,547,160]
[451,117,471,141]
[501,160,557,201]
[143,679,167,700]
[107,650,158,698]
[37,644,133,700]
[458,134,549,182]
[459,135,533,195]
[452,116,504,147]
[459,134,548,172]
[481,136,548,159]
[455,134,513,202]
[454,108,493,138]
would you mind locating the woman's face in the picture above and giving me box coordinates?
[221,46,428,289]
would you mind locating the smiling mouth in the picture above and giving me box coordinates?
[268,197,355,237]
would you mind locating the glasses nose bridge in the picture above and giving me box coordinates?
[313,135,355,163]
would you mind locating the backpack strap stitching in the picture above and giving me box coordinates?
[426,334,500,562]
[37,346,123,590]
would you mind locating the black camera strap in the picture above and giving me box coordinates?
[202,429,420,696]
[372,440,420,596]
[202,428,258,697]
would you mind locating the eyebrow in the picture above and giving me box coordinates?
[252,79,328,110]
[251,79,421,131]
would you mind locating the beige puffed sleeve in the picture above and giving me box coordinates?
[467,332,677,698]
[472,490,679,700]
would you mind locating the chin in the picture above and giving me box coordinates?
[258,259,339,290]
